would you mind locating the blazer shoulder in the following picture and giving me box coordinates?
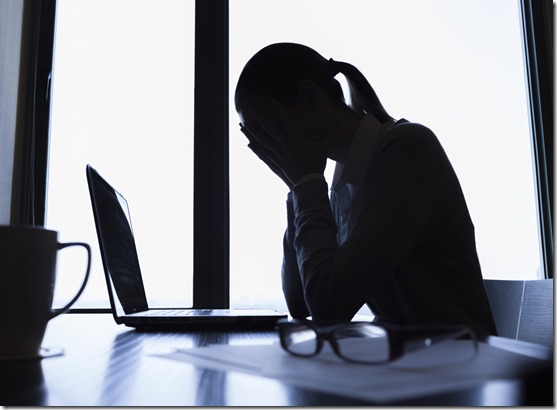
[389,120,438,143]
[375,120,442,157]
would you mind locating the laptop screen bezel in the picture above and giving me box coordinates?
[86,164,150,322]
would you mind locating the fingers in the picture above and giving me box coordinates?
[237,105,316,189]
[241,125,280,161]
[241,121,280,156]
[249,143,277,170]
[240,123,279,164]
[240,100,305,156]
[248,105,302,152]
[239,125,255,144]
[248,139,281,169]
[247,141,293,189]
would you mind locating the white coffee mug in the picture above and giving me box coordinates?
[0,225,91,360]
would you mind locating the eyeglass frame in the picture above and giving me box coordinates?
[276,318,479,365]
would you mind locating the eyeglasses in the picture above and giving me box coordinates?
[277,319,478,365]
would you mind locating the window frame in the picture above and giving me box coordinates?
[12,0,55,227]
[519,0,554,279]
[193,0,230,308]
[16,0,553,312]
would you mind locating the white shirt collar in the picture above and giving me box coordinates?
[332,114,392,188]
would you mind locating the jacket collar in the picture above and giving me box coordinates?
[332,115,396,188]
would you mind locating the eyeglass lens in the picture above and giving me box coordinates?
[282,324,319,356]
[282,322,391,363]
[281,322,477,366]
[333,323,390,363]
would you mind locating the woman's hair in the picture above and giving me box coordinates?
[235,42,393,123]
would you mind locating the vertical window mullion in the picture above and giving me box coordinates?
[193,0,230,308]
[14,0,56,227]
[520,0,553,279]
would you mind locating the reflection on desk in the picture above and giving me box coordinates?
[0,313,552,406]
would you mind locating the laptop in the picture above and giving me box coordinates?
[86,164,286,329]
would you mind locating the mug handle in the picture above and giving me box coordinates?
[50,242,92,319]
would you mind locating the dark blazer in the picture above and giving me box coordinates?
[282,118,497,336]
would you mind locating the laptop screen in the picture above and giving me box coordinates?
[87,165,149,315]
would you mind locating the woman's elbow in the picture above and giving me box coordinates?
[303,276,356,322]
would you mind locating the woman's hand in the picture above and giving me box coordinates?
[242,99,327,188]
[240,125,295,190]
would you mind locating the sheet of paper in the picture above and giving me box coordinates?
[155,340,549,403]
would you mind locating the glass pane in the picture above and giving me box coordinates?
[48,0,194,308]
[230,0,541,310]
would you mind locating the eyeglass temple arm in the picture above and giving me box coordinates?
[387,326,477,360]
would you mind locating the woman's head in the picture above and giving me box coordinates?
[235,43,343,114]
[235,42,393,125]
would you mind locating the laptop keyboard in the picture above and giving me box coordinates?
[142,309,214,316]
[188,309,218,316]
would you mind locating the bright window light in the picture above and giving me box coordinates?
[229,0,541,311]
[48,0,541,312]
[48,0,194,308]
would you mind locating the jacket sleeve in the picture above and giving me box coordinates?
[281,193,310,318]
[290,124,445,321]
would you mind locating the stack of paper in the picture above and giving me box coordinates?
[156,340,549,403]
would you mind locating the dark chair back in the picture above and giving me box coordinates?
[484,279,553,347]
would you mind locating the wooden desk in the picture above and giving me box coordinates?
[0,313,552,406]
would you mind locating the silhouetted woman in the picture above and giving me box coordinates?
[235,42,496,336]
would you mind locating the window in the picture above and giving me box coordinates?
[229,0,542,310]
[32,0,550,312]
[48,0,194,308]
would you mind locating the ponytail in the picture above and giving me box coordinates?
[235,43,392,125]
[328,59,393,124]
